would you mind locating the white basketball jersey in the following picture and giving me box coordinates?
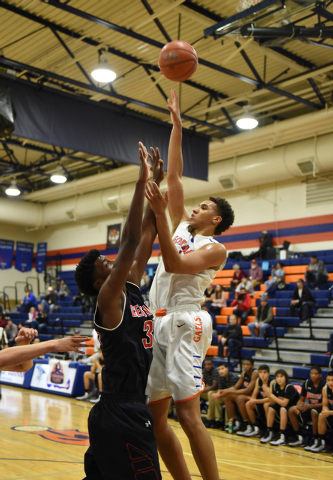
[149,222,226,311]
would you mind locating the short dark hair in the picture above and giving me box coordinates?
[326,370,333,378]
[310,254,317,259]
[243,357,254,365]
[275,368,289,383]
[204,358,214,364]
[74,249,101,296]
[210,197,235,235]
[297,278,304,284]
[310,365,322,374]
[218,362,228,368]
[258,364,270,373]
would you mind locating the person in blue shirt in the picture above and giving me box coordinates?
[19,289,37,313]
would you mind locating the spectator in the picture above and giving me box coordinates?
[305,255,328,290]
[19,289,37,312]
[248,231,273,260]
[17,322,23,333]
[264,262,285,292]
[222,358,258,434]
[260,369,300,446]
[230,264,246,290]
[248,259,263,288]
[0,324,8,350]
[41,286,58,313]
[311,370,333,453]
[200,359,218,413]
[0,312,7,329]
[25,307,39,331]
[206,363,239,429]
[5,319,18,346]
[218,314,243,358]
[202,283,215,308]
[76,348,104,403]
[288,366,325,449]
[235,277,254,297]
[36,304,48,333]
[209,284,227,315]
[231,289,251,325]
[290,279,316,322]
[245,364,273,437]
[59,279,70,299]
[248,294,274,338]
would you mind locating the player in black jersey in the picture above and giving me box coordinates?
[245,364,273,437]
[261,369,300,446]
[311,370,333,454]
[74,143,163,480]
[288,366,325,449]
[222,357,258,434]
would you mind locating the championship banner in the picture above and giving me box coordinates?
[36,242,47,273]
[0,239,14,269]
[15,241,34,272]
[106,223,121,250]
[48,359,69,387]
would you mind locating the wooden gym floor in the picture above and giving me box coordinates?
[0,385,332,480]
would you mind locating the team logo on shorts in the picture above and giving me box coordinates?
[12,426,89,446]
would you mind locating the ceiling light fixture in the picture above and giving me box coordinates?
[51,167,67,184]
[6,180,21,196]
[236,106,258,130]
[91,49,116,83]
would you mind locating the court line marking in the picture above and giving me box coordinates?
[0,470,83,480]
[0,458,83,464]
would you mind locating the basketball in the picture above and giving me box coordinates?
[158,40,198,82]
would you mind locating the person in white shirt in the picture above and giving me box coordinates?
[236,276,254,296]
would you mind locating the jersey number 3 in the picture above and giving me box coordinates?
[142,320,153,349]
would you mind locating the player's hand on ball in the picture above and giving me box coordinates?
[15,327,38,346]
[55,336,91,353]
[149,147,164,185]
[145,181,168,214]
[166,88,181,126]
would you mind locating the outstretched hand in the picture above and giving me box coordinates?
[138,141,152,184]
[145,181,168,215]
[15,327,38,346]
[166,88,181,126]
[149,147,164,185]
[55,336,91,354]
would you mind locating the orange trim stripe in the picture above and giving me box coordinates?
[174,388,204,404]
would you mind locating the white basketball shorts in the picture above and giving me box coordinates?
[146,307,212,404]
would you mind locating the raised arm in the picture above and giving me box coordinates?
[97,148,151,326]
[166,88,190,232]
[127,144,164,287]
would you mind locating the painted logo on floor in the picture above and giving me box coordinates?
[12,426,89,446]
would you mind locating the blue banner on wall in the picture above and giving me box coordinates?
[0,239,14,269]
[36,242,47,273]
[15,241,34,272]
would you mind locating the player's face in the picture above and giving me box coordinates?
[259,370,269,382]
[310,369,321,383]
[276,373,286,387]
[94,256,115,282]
[190,201,221,230]
[204,361,213,371]
[218,365,228,377]
[243,361,253,374]
[327,376,333,389]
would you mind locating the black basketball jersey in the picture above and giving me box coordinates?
[258,375,274,399]
[243,368,256,388]
[94,282,153,396]
[272,381,300,407]
[301,378,325,404]
[326,384,333,410]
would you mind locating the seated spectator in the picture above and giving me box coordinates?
[248,231,273,261]
[305,255,328,290]
[200,359,218,413]
[0,323,8,350]
[248,259,263,288]
[0,312,7,329]
[59,279,70,299]
[311,370,333,453]
[206,363,239,429]
[230,264,246,290]
[222,358,258,434]
[5,319,18,347]
[245,364,273,437]
[290,279,316,322]
[202,283,215,308]
[260,369,300,446]
[209,284,227,316]
[19,289,37,313]
[17,322,23,332]
[288,365,325,449]
[218,314,243,358]
[264,262,285,293]
[41,286,58,313]
[235,277,254,297]
[248,294,273,338]
[76,348,104,403]
[231,289,251,325]
[25,307,39,331]
[36,304,49,333]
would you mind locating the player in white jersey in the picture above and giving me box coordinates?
[145,89,235,480]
